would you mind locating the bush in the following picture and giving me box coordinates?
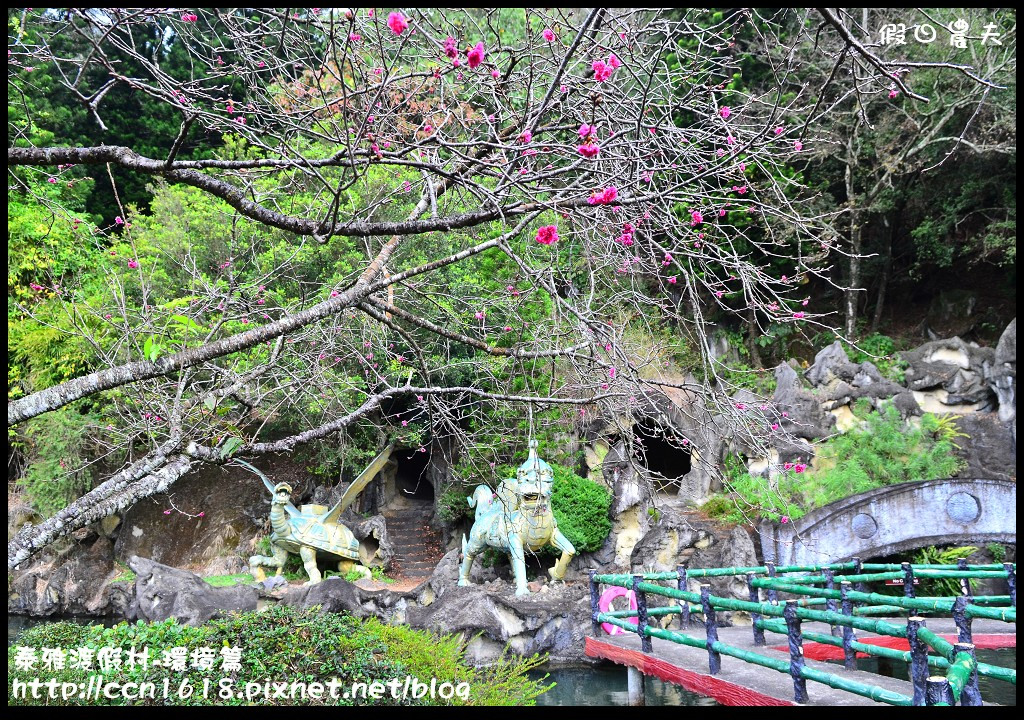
[550,464,612,553]
[709,405,965,524]
[436,485,475,525]
[8,606,552,706]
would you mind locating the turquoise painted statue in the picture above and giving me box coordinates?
[459,441,576,596]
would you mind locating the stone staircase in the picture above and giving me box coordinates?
[383,503,445,580]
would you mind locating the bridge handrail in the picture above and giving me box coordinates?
[589,562,1015,706]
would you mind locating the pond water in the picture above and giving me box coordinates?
[529,664,718,706]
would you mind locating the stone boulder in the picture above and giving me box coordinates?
[349,514,395,569]
[128,556,258,625]
[114,458,290,569]
[774,362,836,440]
[951,414,1017,482]
[901,337,997,413]
[805,342,860,390]
[8,533,130,617]
[990,318,1016,427]
[405,582,590,664]
[628,511,757,602]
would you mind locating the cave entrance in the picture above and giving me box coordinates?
[394,448,434,503]
[633,418,692,493]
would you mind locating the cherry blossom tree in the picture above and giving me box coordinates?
[8,8,1006,569]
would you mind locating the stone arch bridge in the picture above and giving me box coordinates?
[760,478,1016,567]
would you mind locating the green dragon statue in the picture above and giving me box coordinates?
[237,445,394,585]
[459,440,576,596]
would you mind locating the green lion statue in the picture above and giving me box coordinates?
[459,441,576,596]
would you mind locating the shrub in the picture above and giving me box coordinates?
[8,606,552,706]
[550,463,612,553]
[436,484,475,525]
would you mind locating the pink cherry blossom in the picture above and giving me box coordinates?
[793,311,805,319]
[607,53,621,69]
[128,260,139,269]
[30,282,43,291]
[387,12,408,35]
[720,106,731,119]
[467,41,485,69]
[609,367,617,379]
[794,140,803,151]
[774,126,784,135]
[444,36,458,59]
[519,129,532,144]
[587,186,618,205]
[491,69,500,78]
[736,402,747,410]
[691,209,703,226]
[164,509,172,515]
[474,311,485,320]
[115,216,124,225]
[535,225,559,245]
[668,276,677,284]
[542,28,555,42]
[578,123,596,140]
[592,60,613,82]
[784,462,794,470]
[780,515,790,524]
[888,89,899,99]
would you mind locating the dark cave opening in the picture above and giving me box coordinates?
[394,447,434,502]
[633,419,692,492]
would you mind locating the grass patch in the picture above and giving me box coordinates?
[204,573,254,587]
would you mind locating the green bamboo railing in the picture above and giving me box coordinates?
[589,561,1015,706]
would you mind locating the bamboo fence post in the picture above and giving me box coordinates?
[748,572,766,646]
[700,584,721,674]
[957,558,972,598]
[901,562,915,599]
[633,574,652,653]
[906,616,928,706]
[678,564,690,628]
[952,595,972,644]
[840,581,857,670]
[824,567,840,637]
[853,556,867,593]
[589,570,601,636]
[954,642,982,706]
[784,600,808,703]
[926,676,954,706]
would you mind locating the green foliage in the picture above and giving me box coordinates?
[708,405,965,524]
[845,334,909,384]
[15,406,97,516]
[436,485,474,525]
[986,543,1007,565]
[549,464,612,553]
[912,545,978,597]
[8,606,552,706]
